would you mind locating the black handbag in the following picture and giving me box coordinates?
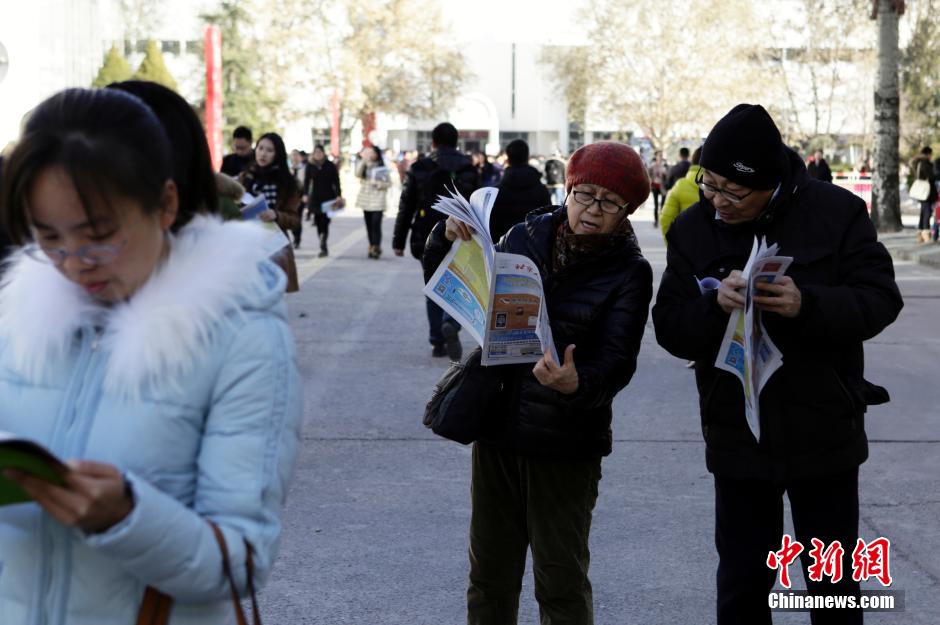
[423,347,513,444]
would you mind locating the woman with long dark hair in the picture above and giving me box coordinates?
[355,145,390,258]
[239,132,302,245]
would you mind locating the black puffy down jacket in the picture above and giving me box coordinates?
[424,207,653,460]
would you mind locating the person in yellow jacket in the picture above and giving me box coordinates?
[660,146,702,242]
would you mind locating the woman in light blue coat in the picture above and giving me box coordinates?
[0,87,303,624]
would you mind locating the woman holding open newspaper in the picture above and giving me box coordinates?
[0,87,302,624]
[428,141,653,625]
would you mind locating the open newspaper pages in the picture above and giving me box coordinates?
[423,187,559,366]
[714,237,793,442]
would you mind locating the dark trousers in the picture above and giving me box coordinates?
[918,200,933,230]
[314,212,331,249]
[363,211,383,246]
[426,298,458,347]
[651,187,662,224]
[292,203,306,245]
[715,468,861,625]
[467,442,601,625]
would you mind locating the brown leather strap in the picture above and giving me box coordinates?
[209,521,262,625]
[136,586,172,625]
[135,523,260,625]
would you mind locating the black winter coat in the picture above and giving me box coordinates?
[303,159,342,208]
[424,208,653,460]
[393,148,479,259]
[913,155,938,202]
[652,148,903,481]
[807,158,834,183]
[490,165,552,241]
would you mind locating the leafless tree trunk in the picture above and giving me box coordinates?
[871,0,904,232]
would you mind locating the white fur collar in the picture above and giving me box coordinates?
[0,215,284,397]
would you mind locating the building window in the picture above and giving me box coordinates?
[310,129,332,151]
[568,122,584,153]
[592,130,632,143]
[415,130,433,154]
[161,40,180,55]
[499,131,530,151]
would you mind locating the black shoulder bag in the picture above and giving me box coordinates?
[423,348,514,444]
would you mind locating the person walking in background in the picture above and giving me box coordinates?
[489,139,552,241]
[648,149,668,228]
[220,125,254,177]
[356,145,391,259]
[291,149,308,247]
[304,144,344,257]
[934,155,940,242]
[911,146,937,244]
[666,146,691,191]
[544,152,567,207]
[660,146,703,242]
[473,150,501,187]
[239,132,302,246]
[425,141,653,625]
[653,104,903,625]
[0,86,302,624]
[806,148,833,183]
[393,122,479,359]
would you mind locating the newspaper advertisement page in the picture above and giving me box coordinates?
[715,237,793,441]
[423,236,492,347]
[423,186,556,366]
[481,253,559,366]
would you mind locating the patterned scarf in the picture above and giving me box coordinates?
[552,215,635,274]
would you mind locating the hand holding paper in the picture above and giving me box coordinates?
[717,270,747,313]
[752,276,802,317]
[533,345,579,394]
[6,459,134,533]
[445,216,475,242]
[714,237,794,442]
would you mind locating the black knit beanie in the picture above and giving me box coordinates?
[700,104,785,190]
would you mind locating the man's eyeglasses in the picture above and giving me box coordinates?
[695,172,754,204]
[570,190,629,214]
[24,240,127,267]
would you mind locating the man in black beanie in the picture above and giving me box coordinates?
[653,104,904,624]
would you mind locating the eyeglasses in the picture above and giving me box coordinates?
[570,190,629,214]
[695,172,754,204]
[24,239,127,266]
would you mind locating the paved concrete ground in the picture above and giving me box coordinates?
[259,193,940,624]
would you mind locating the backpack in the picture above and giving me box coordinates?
[409,158,478,259]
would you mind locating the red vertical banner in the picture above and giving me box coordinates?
[330,89,340,158]
[204,25,223,172]
[361,112,376,148]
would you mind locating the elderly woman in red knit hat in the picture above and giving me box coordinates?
[429,141,653,625]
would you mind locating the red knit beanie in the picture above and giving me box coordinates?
[565,141,650,214]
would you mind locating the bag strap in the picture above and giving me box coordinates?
[136,586,172,625]
[209,521,262,625]
[135,522,261,625]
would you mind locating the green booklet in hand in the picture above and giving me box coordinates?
[0,432,69,506]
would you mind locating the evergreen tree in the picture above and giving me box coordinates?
[91,45,133,88]
[133,40,178,92]
[201,1,277,138]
